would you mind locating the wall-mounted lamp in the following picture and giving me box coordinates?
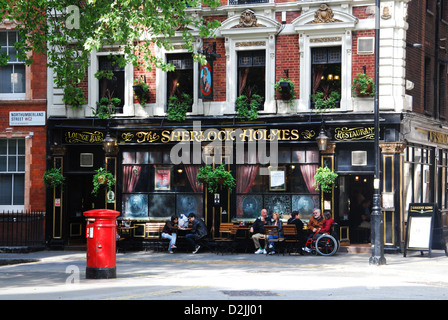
[327,74,333,81]
[316,127,329,151]
[102,132,118,155]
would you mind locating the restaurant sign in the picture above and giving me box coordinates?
[333,126,375,141]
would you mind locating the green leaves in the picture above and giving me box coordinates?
[0,0,222,98]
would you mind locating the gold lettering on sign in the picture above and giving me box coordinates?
[428,131,448,145]
[334,127,374,141]
[65,131,104,144]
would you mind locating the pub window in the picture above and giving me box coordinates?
[98,55,125,114]
[236,148,319,221]
[0,31,26,97]
[121,149,203,221]
[237,50,265,109]
[166,53,193,112]
[0,139,25,210]
[311,46,341,109]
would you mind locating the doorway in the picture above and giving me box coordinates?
[66,173,104,244]
[337,174,373,244]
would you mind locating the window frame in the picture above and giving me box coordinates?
[0,30,26,99]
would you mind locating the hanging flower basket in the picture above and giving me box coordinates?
[92,168,116,196]
[43,168,65,188]
[313,166,338,193]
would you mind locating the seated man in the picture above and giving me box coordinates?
[250,208,271,254]
[307,208,325,234]
[185,213,208,254]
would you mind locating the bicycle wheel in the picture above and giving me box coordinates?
[315,234,338,256]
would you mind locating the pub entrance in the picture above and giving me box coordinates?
[337,174,373,244]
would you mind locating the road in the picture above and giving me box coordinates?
[0,250,447,303]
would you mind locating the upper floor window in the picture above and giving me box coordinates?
[166,53,193,112]
[0,31,26,97]
[238,50,265,109]
[98,55,125,114]
[311,46,341,108]
[229,0,269,5]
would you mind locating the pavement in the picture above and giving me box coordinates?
[0,248,447,304]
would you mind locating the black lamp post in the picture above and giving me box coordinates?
[369,0,386,266]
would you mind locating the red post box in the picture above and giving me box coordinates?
[83,209,120,279]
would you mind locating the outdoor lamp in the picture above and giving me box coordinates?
[327,74,333,81]
[316,127,329,151]
[102,132,118,154]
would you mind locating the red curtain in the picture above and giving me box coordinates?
[300,164,318,193]
[237,165,259,193]
[184,165,203,193]
[123,165,141,193]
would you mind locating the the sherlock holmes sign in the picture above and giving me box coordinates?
[119,128,317,144]
[62,126,375,144]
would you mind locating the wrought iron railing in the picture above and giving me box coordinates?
[229,0,269,5]
[0,211,46,248]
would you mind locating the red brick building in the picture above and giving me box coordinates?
[45,1,447,253]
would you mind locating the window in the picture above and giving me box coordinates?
[424,57,432,114]
[166,53,193,112]
[311,46,341,108]
[98,55,125,114]
[121,149,203,220]
[0,139,25,210]
[237,50,265,109]
[0,31,25,97]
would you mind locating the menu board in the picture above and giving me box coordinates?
[404,203,447,257]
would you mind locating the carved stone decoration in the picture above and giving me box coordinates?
[306,4,342,24]
[232,9,266,28]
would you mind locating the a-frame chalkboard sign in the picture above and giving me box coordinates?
[404,203,447,257]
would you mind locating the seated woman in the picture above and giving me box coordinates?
[267,212,283,255]
[320,210,334,233]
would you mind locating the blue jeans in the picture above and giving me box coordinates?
[161,232,177,250]
[268,235,279,249]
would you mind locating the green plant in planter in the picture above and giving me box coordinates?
[63,84,86,109]
[197,164,236,194]
[167,93,192,122]
[133,78,150,106]
[92,168,116,196]
[352,73,375,97]
[43,168,65,188]
[93,96,121,119]
[311,91,340,112]
[235,94,263,121]
[274,78,296,108]
[313,166,338,193]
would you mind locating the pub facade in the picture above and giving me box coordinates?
[45,0,448,253]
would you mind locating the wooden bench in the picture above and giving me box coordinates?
[144,222,168,251]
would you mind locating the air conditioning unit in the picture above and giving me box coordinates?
[80,153,94,167]
[358,37,375,54]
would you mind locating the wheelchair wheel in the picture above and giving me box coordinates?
[315,234,338,256]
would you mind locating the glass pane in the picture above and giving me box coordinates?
[17,155,25,171]
[17,139,25,154]
[13,174,24,205]
[0,175,12,205]
[0,140,7,155]
[0,156,6,171]
[8,139,16,155]
[12,64,25,93]
[122,151,135,164]
[0,32,6,46]
[0,65,13,93]
[8,156,16,171]
[149,150,162,163]
[135,151,148,164]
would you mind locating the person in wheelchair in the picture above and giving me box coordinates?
[320,210,334,234]
[307,208,325,234]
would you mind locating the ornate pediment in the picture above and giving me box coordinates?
[231,9,266,28]
[307,4,342,24]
